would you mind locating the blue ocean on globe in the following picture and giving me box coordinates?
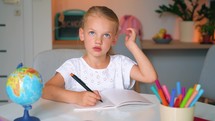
[6,67,43,106]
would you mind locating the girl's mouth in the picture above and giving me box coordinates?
[93,46,102,52]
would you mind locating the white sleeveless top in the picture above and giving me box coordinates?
[56,55,136,91]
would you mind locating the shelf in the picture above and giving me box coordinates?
[53,40,214,50]
[141,40,213,50]
[53,40,85,49]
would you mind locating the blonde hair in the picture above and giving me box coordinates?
[81,6,119,55]
[81,6,119,34]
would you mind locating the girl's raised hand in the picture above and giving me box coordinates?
[125,28,137,46]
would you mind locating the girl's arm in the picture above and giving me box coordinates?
[124,28,158,83]
[42,72,101,106]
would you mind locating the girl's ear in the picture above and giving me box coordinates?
[79,28,84,41]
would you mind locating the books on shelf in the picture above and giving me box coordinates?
[74,89,152,111]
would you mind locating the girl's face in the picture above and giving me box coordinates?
[79,14,118,57]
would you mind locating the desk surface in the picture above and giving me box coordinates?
[0,94,214,121]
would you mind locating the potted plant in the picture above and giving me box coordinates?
[155,0,209,21]
[155,0,210,42]
[198,20,215,44]
[197,5,215,44]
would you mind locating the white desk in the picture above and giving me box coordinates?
[0,94,215,121]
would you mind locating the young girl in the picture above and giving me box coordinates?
[42,6,157,107]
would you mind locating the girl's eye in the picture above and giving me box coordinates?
[104,33,111,39]
[89,31,95,36]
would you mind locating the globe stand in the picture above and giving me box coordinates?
[14,105,40,121]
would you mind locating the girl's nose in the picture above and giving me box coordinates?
[95,37,102,44]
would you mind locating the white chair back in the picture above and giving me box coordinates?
[199,45,215,100]
[33,49,85,84]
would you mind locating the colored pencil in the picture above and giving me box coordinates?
[189,89,204,107]
[176,81,181,96]
[162,85,170,103]
[169,88,176,107]
[181,87,186,99]
[185,90,198,107]
[195,84,201,91]
[158,89,168,106]
[180,88,194,108]
[155,80,162,90]
[150,85,161,103]
[174,94,183,107]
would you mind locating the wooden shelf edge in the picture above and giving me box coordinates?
[141,40,213,50]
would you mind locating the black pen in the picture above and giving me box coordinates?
[70,73,103,103]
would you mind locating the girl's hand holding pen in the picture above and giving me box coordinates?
[76,90,102,107]
[70,73,103,104]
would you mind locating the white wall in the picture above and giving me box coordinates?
[23,0,33,66]
[54,0,177,39]
[32,0,176,57]
[32,0,52,58]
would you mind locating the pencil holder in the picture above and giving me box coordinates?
[160,104,195,121]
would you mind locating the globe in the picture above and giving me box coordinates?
[6,65,43,121]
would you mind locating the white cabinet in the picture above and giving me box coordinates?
[0,0,24,101]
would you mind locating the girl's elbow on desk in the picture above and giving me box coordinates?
[144,76,157,83]
[149,72,158,83]
[143,69,158,83]
[143,72,158,83]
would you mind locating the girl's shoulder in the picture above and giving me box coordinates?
[110,54,136,65]
[110,54,131,61]
[63,57,83,65]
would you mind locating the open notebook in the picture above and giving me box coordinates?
[0,116,9,121]
[74,89,152,111]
